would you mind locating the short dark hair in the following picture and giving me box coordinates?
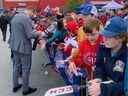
[115,32,128,45]
[83,18,100,33]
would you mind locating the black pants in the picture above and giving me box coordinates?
[0,25,7,41]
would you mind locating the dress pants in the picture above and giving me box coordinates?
[0,25,7,41]
[12,51,32,92]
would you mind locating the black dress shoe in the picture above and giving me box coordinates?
[23,87,37,95]
[13,84,22,92]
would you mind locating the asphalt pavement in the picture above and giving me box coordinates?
[0,28,69,96]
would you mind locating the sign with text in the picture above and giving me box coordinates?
[44,86,73,96]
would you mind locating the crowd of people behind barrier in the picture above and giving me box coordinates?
[31,6,128,96]
[0,5,128,96]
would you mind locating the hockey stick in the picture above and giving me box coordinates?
[44,80,113,96]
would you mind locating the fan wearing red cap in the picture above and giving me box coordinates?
[63,20,79,56]
[66,20,79,36]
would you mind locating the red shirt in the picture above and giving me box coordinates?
[72,35,103,79]
[36,24,46,32]
[73,35,103,68]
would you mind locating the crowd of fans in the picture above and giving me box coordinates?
[0,4,128,96]
[32,6,128,96]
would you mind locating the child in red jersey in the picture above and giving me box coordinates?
[68,18,103,96]
[69,18,103,79]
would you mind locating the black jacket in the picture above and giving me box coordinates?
[94,44,127,96]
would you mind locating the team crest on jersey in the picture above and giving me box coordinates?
[83,52,96,65]
[113,60,125,72]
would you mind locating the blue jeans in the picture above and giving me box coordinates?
[46,43,56,64]
[58,68,71,85]
[73,68,87,96]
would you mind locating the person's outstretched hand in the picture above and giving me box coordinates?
[87,79,101,96]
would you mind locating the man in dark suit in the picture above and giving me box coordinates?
[8,7,42,95]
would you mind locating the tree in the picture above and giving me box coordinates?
[125,0,128,3]
[64,0,85,11]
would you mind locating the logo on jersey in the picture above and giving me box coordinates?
[83,52,96,65]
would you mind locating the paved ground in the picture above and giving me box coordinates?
[0,28,70,96]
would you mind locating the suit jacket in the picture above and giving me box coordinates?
[8,13,39,54]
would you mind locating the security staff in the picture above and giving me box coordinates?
[87,16,127,96]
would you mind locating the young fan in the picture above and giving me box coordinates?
[68,18,103,96]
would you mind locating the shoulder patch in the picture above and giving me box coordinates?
[113,60,125,72]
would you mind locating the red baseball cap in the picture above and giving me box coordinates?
[66,21,79,32]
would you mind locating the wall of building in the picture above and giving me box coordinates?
[38,0,66,9]
[3,0,39,9]
[0,0,4,8]
[3,0,112,9]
